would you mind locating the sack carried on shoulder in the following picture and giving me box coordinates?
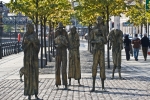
[148,49,150,55]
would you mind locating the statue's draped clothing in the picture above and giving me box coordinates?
[68,32,81,80]
[108,29,123,68]
[22,32,40,95]
[90,24,107,80]
[54,29,69,85]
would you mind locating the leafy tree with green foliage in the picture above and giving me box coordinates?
[7,0,73,65]
[125,0,147,26]
[74,0,127,68]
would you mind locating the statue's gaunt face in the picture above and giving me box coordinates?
[59,27,63,32]
[96,16,102,24]
[71,27,76,34]
[26,23,34,34]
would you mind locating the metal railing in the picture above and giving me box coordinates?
[1,41,22,57]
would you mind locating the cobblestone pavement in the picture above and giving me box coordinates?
[0,39,150,100]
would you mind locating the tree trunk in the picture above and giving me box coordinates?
[148,23,149,37]
[106,6,110,69]
[43,16,47,65]
[141,24,142,38]
[48,20,51,62]
[88,24,90,51]
[35,0,38,35]
[88,24,92,52]
[52,22,55,57]
[40,19,43,68]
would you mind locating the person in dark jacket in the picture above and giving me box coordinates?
[124,35,131,61]
[132,34,141,61]
[141,33,150,61]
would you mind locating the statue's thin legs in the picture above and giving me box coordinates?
[90,77,96,92]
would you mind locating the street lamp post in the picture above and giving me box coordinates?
[72,0,79,27]
[0,1,3,59]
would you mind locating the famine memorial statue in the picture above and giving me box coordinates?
[68,26,81,86]
[108,29,123,79]
[90,16,107,92]
[54,22,69,90]
[22,23,40,100]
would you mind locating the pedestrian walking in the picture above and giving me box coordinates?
[124,35,131,61]
[132,34,141,61]
[141,33,150,61]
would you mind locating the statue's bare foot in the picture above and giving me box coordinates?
[102,88,107,92]
[90,88,95,92]
[20,78,23,82]
[35,95,40,100]
[56,85,59,89]
[78,83,81,86]
[64,85,68,90]
[119,77,125,80]
[111,77,114,79]
[28,95,31,100]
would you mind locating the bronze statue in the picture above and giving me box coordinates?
[22,23,40,100]
[108,29,123,79]
[68,26,81,86]
[54,22,69,89]
[90,16,107,92]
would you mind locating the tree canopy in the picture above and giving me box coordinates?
[73,0,127,25]
[125,0,150,26]
[7,0,73,25]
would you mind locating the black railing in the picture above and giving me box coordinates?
[1,41,22,57]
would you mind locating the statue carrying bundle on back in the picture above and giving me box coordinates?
[54,22,69,90]
[90,16,107,92]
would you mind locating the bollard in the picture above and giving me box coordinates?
[4,43,5,56]
[38,57,46,68]
[13,42,15,54]
[1,43,3,57]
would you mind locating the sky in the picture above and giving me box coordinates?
[1,0,10,3]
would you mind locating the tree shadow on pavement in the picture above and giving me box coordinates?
[125,76,150,82]
[105,91,150,96]
[105,87,145,91]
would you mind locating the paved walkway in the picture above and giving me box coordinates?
[0,39,150,100]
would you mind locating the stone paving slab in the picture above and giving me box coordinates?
[0,77,150,100]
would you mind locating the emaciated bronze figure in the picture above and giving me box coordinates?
[90,16,107,92]
[68,26,81,86]
[54,22,69,89]
[108,29,123,79]
[22,23,40,100]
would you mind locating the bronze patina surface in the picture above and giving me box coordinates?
[22,23,40,99]
[108,29,123,79]
[54,22,69,89]
[68,26,81,86]
[90,16,107,92]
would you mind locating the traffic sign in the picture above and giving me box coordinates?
[146,0,150,10]
[122,22,130,26]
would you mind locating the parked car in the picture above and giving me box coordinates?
[128,35,133,40]
[124,34,133,40]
